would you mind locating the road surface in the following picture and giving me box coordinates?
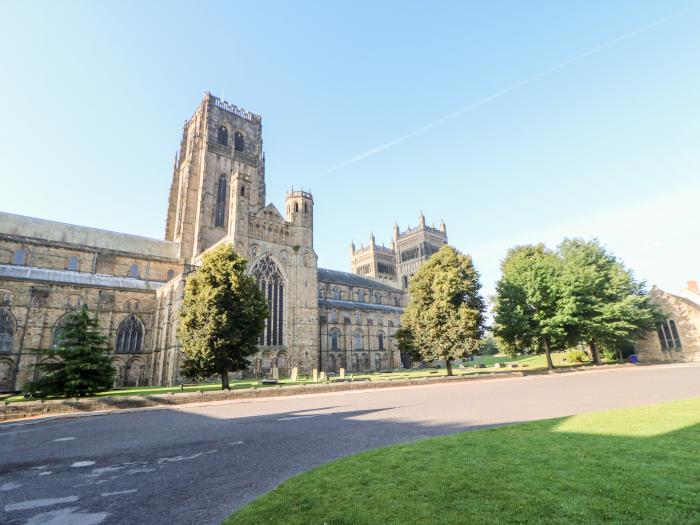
[1,363,699,524]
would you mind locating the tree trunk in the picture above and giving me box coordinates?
[543,337,554,370]
[221,371,230,390]
[588,340,602,365]
[616,347,624,363]
[445,359,453,376]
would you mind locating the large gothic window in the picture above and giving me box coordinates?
[0,308,15,353]
[330,330,339,351]
[116,315,144,353]
[217,126,229,146]
[215,175,227,228]
[353,330,363,350]
[252,256,284,346]
[234,131,245,152]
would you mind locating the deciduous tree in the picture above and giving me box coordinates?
[400,245,485,375]
[178,244,269,389]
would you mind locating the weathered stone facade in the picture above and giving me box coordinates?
[0,93,440,391]
[634,282,700,363]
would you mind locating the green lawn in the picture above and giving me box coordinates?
[4,352,618,404]
[225,397,700,525]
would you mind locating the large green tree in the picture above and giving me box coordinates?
[400,245,485,375]
[493,244,571,370]
[26,305,114,397]
[558,238,661,364]
[178,244,269,389]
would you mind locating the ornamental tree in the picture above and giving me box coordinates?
[178,244,268,389]
[26,305,115,398]
[400,245,485,375]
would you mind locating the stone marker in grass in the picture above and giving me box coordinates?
[290,367,298,382]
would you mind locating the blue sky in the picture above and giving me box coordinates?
[1,1,698,299]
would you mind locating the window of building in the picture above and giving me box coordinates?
[67,255,79,271]
[240,185,245,197]
[378,332,385,351]
[217,126,229,146]
[657,319,682,350]
[353,331,363,350]
[388,320,394,328]
[394,297,400,306]
[128,264,139,278]
[374,293,381,304]
[0,308,15,352]
[333,288,341,300]
[167,269,175,281]
[12,249,27,266]
[330,310,337,323]
[215,175,227,228]
[294,202,299,213]
[116,315,144,353]
[234,131,245,152]
[358,290,365,302]
[252,256,285,346]
[402,276,408,289]
[355,311,361,324]
[52,316,66,349]
[1,292,12,306]
[331,330,339,351]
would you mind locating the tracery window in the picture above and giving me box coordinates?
[252,256,284,346]
[215,175,227,228]
[0,308,15,353]
[657,319,682,350]
[217,126,229,146]
[234,131,245,152]
[116,315,144,353]
[378,332,385,351]
[330,330,339,351]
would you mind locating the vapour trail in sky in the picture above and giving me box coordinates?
[321,5,691,175]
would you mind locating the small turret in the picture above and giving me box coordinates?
[285,189,314,248]
[419,211,426,228]
[393,223,400,240]
[440,220,446,234]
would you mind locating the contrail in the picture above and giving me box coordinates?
[321,6,691,175]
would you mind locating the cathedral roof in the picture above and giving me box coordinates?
[0,211,180,259]
[317,268,401,292]
[0,264,164,292]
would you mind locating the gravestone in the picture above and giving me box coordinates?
[319,371,326,381]
[312,368,318,383]
[271,366,279,380]
[494,362,503,369]
[339,367,345,379]
[290,367,299,382]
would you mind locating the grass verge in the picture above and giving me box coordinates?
[225,397,700,524]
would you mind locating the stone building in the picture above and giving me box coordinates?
[634,281,700,363]
[0,93,443,391]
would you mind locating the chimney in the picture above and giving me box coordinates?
[687,280,699,294]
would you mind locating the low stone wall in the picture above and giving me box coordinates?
[0,372,525,423]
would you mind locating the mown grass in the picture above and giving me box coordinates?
[4,352,617,404]
[225,397,700,525]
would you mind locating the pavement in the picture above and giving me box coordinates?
[1,362,699,525]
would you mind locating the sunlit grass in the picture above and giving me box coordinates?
[226,397,700,525]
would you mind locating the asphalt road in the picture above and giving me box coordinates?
[1,363,699,525]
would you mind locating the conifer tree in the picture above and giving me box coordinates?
[27,305,114,397]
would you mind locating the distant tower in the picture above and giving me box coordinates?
[164,92,265,260]
[393,212,448,289]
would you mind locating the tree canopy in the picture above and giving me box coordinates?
[178,244,269,389]
[26,305,114,397]
[494,239,661,368]
[400,245,485,375]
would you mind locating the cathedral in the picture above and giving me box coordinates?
[0,93,447,391]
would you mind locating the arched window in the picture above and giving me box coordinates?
[402,276,408,288]
[128,264,139,278]
[358,290,365,302]
[1,292,12,306]
[217,126,229,146]
[378,332,385,351]
[294,202,299,213]
[116,315,144,353]
[0,308,15,353]
[657,319,682,350]
[215,175,227,228]
[330,330,339,351]
[240,185,245,197]
[52,316,66,349]
[252,256,285,346]
[394,297,400,306]
[330,310,337,323]
[13,249,27,266]
[167,269,175,281]
[67,255,79,271]
[354,331,363,350]
[234,131,245,152]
